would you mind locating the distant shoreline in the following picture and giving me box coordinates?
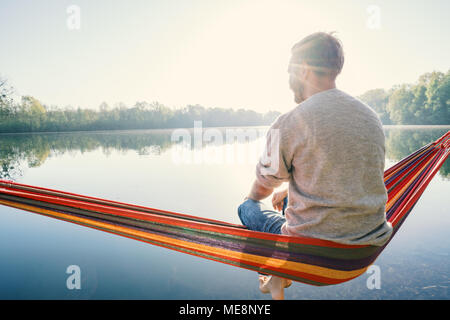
[382,125,450,129]
[0,125,271,136]
[0,124,448,136]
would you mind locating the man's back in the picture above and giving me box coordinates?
[257,88,393,246]
[240,32,391,298]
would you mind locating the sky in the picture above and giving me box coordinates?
[0,0,449,114]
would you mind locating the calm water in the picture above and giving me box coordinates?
[0,126,449,299]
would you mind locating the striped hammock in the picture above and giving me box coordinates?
[0,131,449,286]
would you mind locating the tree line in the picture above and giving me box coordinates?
[0,80,280,133]
[358,70,449,125]
[1,69,449,133]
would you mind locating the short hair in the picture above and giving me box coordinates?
[290,32,344,79]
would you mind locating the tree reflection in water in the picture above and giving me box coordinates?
[0,126,448,180]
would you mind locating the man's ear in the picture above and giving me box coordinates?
[299,62,309,79]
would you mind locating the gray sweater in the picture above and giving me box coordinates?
[256,88,393,246]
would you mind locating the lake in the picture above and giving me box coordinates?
[0,125,449,299]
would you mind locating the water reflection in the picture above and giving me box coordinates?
[0,126,449,299]
[1,126,448,180]
[384,127,449,178]
[0,130,173,179]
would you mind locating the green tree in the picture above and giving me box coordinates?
[358,88,391,124]
[425,71,449,124]
[410,83,428,122]
[386,85,415,124]
[0,77,14,119]
[21,96,46,131]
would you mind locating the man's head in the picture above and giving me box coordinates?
[288,32,344,103]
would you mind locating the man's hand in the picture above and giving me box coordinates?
[272,189,288,212]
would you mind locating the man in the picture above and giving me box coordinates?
[237,32,393,299]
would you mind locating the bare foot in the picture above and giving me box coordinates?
[259,275,292,300]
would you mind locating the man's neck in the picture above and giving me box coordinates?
[303,82,336,100]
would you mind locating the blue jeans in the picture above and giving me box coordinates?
[237,197,287,234]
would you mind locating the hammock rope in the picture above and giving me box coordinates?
[0,131,449,286]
